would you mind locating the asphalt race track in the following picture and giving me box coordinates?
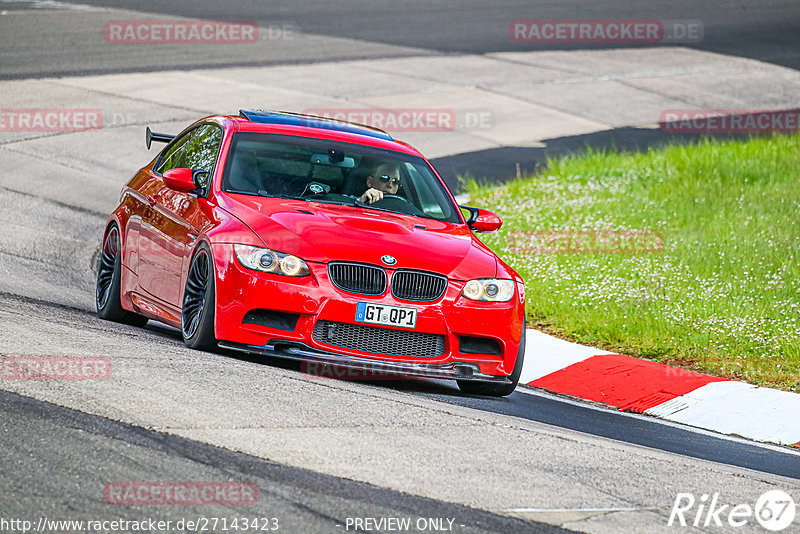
[1,2,799,533]
[1,388,561,534]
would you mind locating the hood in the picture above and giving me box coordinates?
[217,195,497,280]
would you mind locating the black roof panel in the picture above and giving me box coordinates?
[239,109,393,142]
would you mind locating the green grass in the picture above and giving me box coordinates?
[465,135,800,391]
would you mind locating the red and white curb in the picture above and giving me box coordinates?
[519,329,800,448]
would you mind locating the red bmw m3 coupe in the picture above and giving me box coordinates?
[96,110,525,396]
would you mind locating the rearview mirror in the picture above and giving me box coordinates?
[461,205,502,233]
[310,152,355,168]
[162,168,206,194]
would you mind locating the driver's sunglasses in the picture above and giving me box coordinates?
[378,174,402,185]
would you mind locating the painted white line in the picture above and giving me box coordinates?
[0,0,102,10]
[517,386,800,457]
[646,381,800,445]
[501,507,650,513]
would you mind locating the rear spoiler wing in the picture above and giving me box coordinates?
[146,126,174,150]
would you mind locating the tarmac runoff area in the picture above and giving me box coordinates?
[2,45,800,186]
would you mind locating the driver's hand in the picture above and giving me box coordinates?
[358,188,384,204]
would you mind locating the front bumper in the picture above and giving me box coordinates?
[218,340,512,383]
[210,244,525,379]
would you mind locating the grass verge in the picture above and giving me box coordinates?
[465,135,800,391]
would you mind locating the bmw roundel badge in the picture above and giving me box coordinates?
[381,255,397,265]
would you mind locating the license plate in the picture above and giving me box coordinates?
[355,302,417,329]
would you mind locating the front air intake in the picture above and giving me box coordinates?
[243,309,300,331]
[313,320,445,358]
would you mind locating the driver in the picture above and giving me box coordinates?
[357,163,401,204]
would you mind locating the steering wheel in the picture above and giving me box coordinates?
[372,194,426,216]
[377,194,414,205]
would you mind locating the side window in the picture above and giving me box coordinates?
[155,130,194,174]
[176,124,223,187]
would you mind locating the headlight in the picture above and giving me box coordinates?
[234,244,310,277]
[461,279,515,302]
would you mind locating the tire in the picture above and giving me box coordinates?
[181,243,217,350]
[457,322,526,397]
[96,224,148,327]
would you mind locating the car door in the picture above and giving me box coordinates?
[138,123,222,309]
[135,128,192,303]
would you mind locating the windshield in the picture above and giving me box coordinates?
[221,132,461,223]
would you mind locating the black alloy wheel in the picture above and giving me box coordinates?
[182,244,217,350]
[96,224,147,326]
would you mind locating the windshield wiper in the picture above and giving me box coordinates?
[302,198,354,206]
[349,199,436,220]
[256,191,305,200]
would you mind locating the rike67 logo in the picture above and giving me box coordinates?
[669,490,796,531]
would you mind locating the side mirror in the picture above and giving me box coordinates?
[162,168,207,194]
[461,205,502,233]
